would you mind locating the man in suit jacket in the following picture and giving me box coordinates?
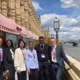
[35,36,50,80]
[0,38,4,80]
[50,38,74,80]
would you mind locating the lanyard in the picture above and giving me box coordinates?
[10,48,14,60]
[21,49,25,60]
[29,50,35,59]
[39,44,44,54]
[10,48,13,54]
[52,48,56,57]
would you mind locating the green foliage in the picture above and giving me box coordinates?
[44,38,51,46]
[33,38,63,48]
[33,40,39,48]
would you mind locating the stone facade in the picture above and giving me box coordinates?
[0,0,49,37]
[42,26,49,38]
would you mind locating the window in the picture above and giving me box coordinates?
[6,33,18,48]
[23,37,27,49]
[26,38,30,49]
[23,38,31,49]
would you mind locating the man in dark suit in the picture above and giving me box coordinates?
[50,38,74,80]
[0,38,4,80]
[35,36,50,80]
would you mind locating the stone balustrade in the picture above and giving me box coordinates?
[61,54,80,80]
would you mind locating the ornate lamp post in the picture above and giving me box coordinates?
[54,17,60,43]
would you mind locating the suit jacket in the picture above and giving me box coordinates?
[3,48,15,70]
[49,45,71,68]
[0,46,4,67]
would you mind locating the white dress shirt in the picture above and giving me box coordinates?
[0,47,3,62]
[51,45,57,63]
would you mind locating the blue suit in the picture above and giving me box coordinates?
[50,45,71,80]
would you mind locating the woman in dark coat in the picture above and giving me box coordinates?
[3,39,15,80]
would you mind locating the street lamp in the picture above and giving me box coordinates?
[54,17,60,43]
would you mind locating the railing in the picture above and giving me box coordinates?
[61,54,80,80]
[15,54,80,80]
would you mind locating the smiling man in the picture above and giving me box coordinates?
[35,36,50,80]
[50,38,74,80]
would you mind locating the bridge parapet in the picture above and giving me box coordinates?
[60,40,79,47]
[62,54,80,80]
[60,40,80,43]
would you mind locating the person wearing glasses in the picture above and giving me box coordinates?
[35,36,50,80]
[50,38,75,80]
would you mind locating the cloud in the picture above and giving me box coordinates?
[31,0,80,40]
[59,27,80,40]
[60,0,80,9]
[59,26,80,40]
[32,1,43,11]
[41,13,80,28]
[41,13,80,40]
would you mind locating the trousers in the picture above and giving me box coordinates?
[39,61,49,80]
[51,63,62,80]
[0,62,3,80]
[29,69,39,80]
[17,71,26,80]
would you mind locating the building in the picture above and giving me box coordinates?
[0,0,48,37]
[42,26,49,38]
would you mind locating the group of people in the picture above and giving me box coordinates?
[0,36,74,80]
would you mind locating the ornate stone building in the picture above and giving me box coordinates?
[0,0,49,37]
[42,26,49,38]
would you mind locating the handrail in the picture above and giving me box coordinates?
[62,54,80,80]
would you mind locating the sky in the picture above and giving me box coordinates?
[31,0,80,40]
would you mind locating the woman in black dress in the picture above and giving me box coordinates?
[3,39,15,80]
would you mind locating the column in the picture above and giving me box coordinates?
[24,0,29,30]
[16,0,21,25]
[0,0,1,12]
[1,0,7,16]
[9,0,16,21]
[39,14,42,33]
[20,0,25,27]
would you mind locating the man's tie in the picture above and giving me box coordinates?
[41,44,43,48]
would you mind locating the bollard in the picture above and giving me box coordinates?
[72,54,74,58]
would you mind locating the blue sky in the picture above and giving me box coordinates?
[31,0,80,40]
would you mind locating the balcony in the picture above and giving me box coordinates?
[61,54,80,80]
[49,54,80,80]
[15,54,80,80]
